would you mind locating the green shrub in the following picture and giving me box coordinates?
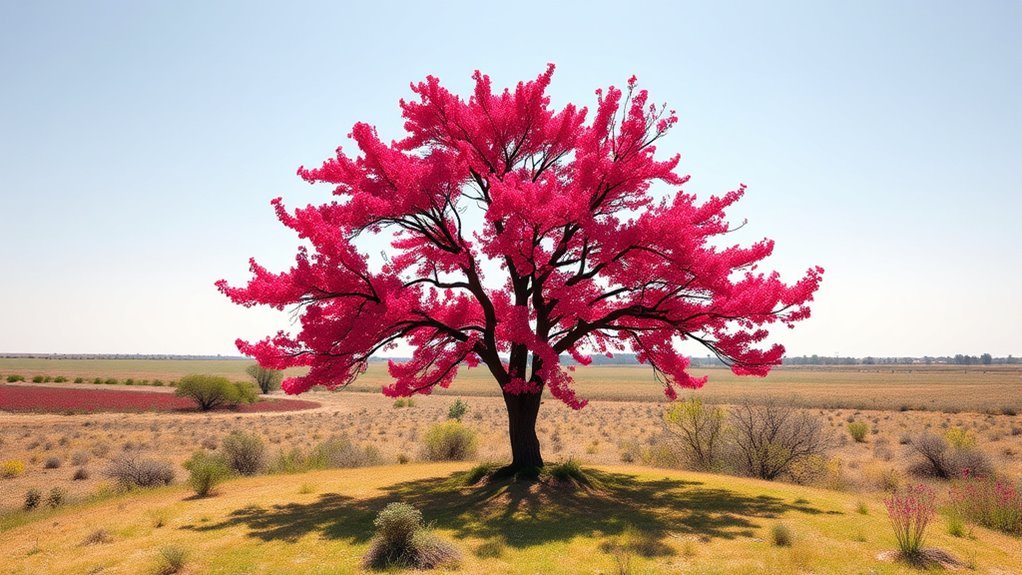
[124,378,135,386]
[393,398,407,408]
[53,376,68,383]
[31,375,45,383]
[311,435,383,468]
[73,377,84,384]
[421,421,478,461]
[184,451,232,497]
[545,458,589,485]
[847,422,868,443]
[154,546,188,575]
[447,398,468,421]
[104,378,118,385]
[6,374,25,382]
[662,398,724,470]
[770,523,794,546]
[363,503,460,569]
[23,488,41,510]
[92,378,102,384]
[153,379,165,386]
[1,459,26,478]
[221,431,266,475]
[174,375,256,411]
[944,427,976,449]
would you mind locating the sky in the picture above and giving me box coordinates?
[1,1,1019,358]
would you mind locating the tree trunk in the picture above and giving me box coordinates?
[502,389,544,473]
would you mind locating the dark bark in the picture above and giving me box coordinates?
[501,389,544,473]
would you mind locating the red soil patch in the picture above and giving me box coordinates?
[0,385,320,414]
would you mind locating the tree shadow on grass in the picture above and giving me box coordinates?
[181,469,831,553]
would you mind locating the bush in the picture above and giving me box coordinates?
[947,474,1022,535]
[847,422,868,443]
[545,458,589,485]
[47,487,67,508]
[43,456,61,469]
[81,528,113,546]
[312,435,383,468]
[6,374,25,382]
[73,467,90,481]
[421,421,478,461]
[53,376,68,383]
[447,398,468,421]
[909,432,993,479]
[221,431,266,475]
[245,364,284,394]
[154,546,188,575]
[73,377,84,384]
[1,459,26,478]
[174,375,257,411]
[32,375,45,383]
[104,378,118,385]
[662,398,724,471]
[93,378,102,384]
[945,427,976,449]
[24,488,42,510]
[770,523,794,546]
[105,455,175,488]
[884,484,937,559]
[184,451,232,497]
[363,503,460,569]
[727,400,831,480]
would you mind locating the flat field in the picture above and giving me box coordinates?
[2,358,1020,412]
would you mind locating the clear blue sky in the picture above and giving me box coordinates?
[1,1,1019,357]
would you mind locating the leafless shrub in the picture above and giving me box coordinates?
[908,432,993,479]
[727,400,831,480]
[661,398,724,471]
[105,455,175,488]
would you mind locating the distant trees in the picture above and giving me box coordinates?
[246,364,284,394]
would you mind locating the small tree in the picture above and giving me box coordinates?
[175,375,255,411]
[246,364,284,394]
[447,398,468,421]
[662,398,724,471]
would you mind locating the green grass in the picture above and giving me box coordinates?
[3,463,1021,574]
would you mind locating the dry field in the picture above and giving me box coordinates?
[2,377,1021,514]
[2,358,1021,411]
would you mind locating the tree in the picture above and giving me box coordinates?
[246,363,284,394]
[217,66,823,473]
[175,375,256,411]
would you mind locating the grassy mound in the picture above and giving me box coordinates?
[3,463,1021,574]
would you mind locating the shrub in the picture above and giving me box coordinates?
[154,546,188,575]
[245,364,284,394]
[727,400,831,480]
[545,458,589,485]
[847,422,868,443]
[221,431,266,475]
[6,374,25,382]
[363,503,460,569]
[770,523,794,546]
[174,375,256,411]
[947,474,1022,535]
[662,398,724,471]
[909,432,993,479]
[105,455,175,488]
[447,398,468,421]
[1,459,25,478]
[43,456,62,469]
[53,376,68,383]
[421,421,478,461]
[81,528,113,546]
[32,375,45,383]
[104,378,118,385]
[124,378,135,386]
[73,467,90,481]
[945,427,976,449]
[184,451,232,497]
[312,435,383,468]
[24,488,42,510]
[93,378,102,384]
[393,398,407,408]
[70,450,90,466]
[46,487,67,508]
[884,484,937,559]
[73,377,84,384]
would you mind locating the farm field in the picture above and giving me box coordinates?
[4,463,1022,575]
[2,358,1021,412]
